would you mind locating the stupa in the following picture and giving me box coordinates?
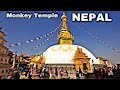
[42,12,99,73]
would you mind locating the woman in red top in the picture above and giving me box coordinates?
[8,70,13,79]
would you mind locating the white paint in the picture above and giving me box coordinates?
[43,45,99,65]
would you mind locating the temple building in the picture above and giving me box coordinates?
[96,57,112,67]
[11,52,30,68]
[30,55,45,69]
[73,47,91,73]
[0,27,11,79]
[42,12,99,74]
[30,13,110,75]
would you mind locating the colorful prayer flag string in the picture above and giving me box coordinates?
[30,33,55,52]
[68,19,120,55]
[9,22,62,48]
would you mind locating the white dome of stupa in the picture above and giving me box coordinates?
[43,44,99,66]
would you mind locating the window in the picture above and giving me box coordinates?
[6,69,8,73]
[2,41,3,45]
[1,58,3,62]
[2,70,4,73]
[83,63,87,70]
[5,59,7,62]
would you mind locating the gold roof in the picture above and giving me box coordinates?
[73,46,88,60]
[31,56,40,62]
[30,55,45,64]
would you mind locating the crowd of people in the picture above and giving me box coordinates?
[6,65,71,79]
[75,66,120,79]
[6,65,120,79]
[7,66,31,79]
[37,66,70,79]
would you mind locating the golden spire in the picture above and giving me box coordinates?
[57,12,74,44]
[61,12,67,22]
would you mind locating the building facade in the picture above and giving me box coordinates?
[95,57,112,67]
[0,27,11,79]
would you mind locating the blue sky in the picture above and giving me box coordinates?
[0,11,120,63]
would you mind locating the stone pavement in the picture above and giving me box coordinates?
[20,74,25,79]
[69,74,76,79]
[19,71,86,79]
[80,76,85,79]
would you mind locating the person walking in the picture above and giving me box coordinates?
[101,68,105,79]
[13,69,20,79]
[9,70,13,79]
[78,68,82,78]
[108,68,113,79]
[105,69,108,79]
[55,67,58,77]
[76,72,80,79]
[27,71,32,79]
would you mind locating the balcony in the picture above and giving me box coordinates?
[0,36,4,38]
[0,44,8,49]
[0,37,6,42]
[0,63,10,68]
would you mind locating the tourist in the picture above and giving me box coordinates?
[96,67,101,79]
[43,67,46,77]
[40,67,43,74]
[49,67,53,78]
[60,67,64,78]
[105,69,108,79]
[41,66,49,79]
[108,68,113,79]
[24,66,29,74]
[84,71,88,79]
[7,69,13,79]
[44,68,49,79]
[83,67,88,79]
[55,67,58,77]
[9,70,13,79]
[93,68,99,79]
[117,67,120,72]
[101,68,105,79]
[78,68,82,78]
[112,67,116,75]
[27,70,32,79]
[76,72,80,79]
[65,69,68,76]
[13,69,20,79]
[25,72,27,78]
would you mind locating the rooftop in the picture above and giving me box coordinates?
[0,26,2,30]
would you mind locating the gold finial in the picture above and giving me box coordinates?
[63,12,65,15]
[61,12,67,20]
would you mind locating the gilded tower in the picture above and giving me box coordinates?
[57,12,74,44]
